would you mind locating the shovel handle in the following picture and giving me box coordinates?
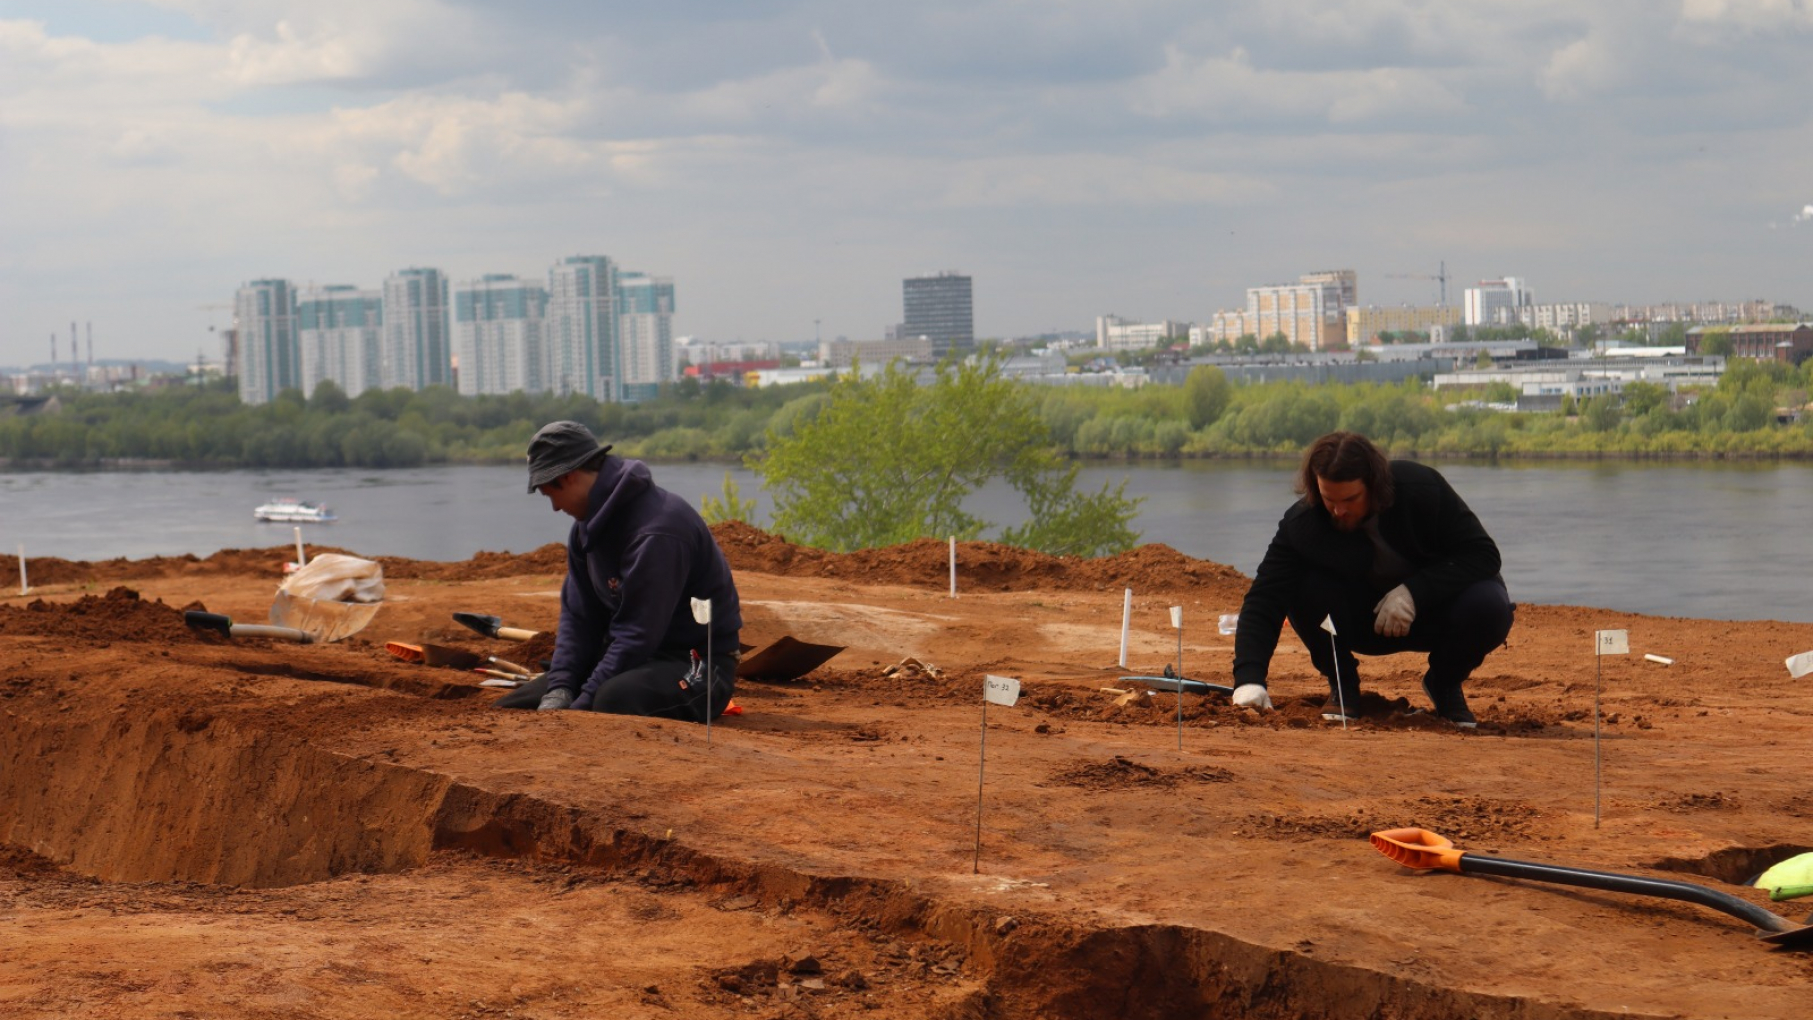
[1373,827,1801,937]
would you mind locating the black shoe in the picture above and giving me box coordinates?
[1423,678,1478,729]
[1321,689,1361,722]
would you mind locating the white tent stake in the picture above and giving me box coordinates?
[293,526,306,568]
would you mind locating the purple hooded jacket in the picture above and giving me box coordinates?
[543,456,742,710]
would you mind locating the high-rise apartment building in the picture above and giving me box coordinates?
[1464,278,1533,327]
[902,271,974,359]
[298,285,383,398]
[1208,270,1356,350]
[234,278,299,405]
[381,267,452,390]
[454,274,548,396]
[617,272,676,403]
[545,255,620,401]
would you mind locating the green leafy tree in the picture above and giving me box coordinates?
[1698,328,1733,357]
[700,472,760,525]
[754,356,1142,555]
[1182,365,1232,429]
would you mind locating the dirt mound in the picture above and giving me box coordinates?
[374,545,569,581]
[1046,755,1234,790]
[0,586,199,643]
[5,548,293,586]
[708,520,1249,596]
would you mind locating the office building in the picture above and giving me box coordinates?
[545,255,620,401]
[454,275,548,396]
[234,278,300,405]
[298,285,383,398]
[902,272,974,359]
[1096,316,1190,352]
[1464,277,1534,327]
[617,272,676,403]
[381,267,452,390]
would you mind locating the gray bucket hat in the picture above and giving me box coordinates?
[525,421,612,493]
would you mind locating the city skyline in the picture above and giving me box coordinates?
[4,1,1813,368]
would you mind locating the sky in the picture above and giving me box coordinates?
[3,0,1812,367]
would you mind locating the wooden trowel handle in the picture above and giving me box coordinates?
[497,626,538,641]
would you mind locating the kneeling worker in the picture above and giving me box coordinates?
[1228,431,1511,727]
[497,421,741,721]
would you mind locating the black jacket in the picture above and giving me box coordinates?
[1231,460,1501,689]
[544,456,742,709]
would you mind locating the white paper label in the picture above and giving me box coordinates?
[1595,629,1629,656]
[1319,614,1338,636]
[1169,606,1183,630]
[983,674,1021,707]
[690,597,712,624]
[1218,613,1239,635]
[1786,650,1813,679]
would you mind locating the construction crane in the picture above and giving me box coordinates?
[1385,260,1449,307]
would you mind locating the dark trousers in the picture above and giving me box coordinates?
[495,651,738,724]
[1285,573,1513,698]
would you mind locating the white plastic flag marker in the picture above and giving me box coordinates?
[1591,629,1628,828]
[1218,613,1239,636]
[983,674,1020,707]
[949,536,957,598]
[1169,606,1185,750]
[975,674,1022,873]
[1321,615,1347,730]
[691,598,715,747]
[1786,650,1813,679]
[1117,589,1132,668]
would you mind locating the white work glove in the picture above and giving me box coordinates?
[1373,584,1416,638]
[1231,683,1273,710]
[537,687,575,712]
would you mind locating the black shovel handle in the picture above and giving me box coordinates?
[1458,854,1796,934]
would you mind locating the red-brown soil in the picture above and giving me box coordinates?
[2,525,1811,1019]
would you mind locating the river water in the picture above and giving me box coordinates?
[3,460,1809,623]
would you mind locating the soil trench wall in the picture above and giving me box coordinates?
[0,704,450,887]
[0,701,1670,1020]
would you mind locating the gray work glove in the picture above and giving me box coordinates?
[537,687,576,712]
[1373,584,1416,638]
[1231,683,1273,710]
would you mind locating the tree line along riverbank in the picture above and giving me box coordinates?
[5,356,1813,471]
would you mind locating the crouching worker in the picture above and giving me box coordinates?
[1228,431,1512,728]
[496,421,741,721]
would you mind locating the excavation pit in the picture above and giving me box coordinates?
[2,534,1811,1018]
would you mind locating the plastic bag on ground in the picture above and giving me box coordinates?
[270,553,384,642]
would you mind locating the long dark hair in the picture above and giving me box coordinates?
[1296,431,1394,513]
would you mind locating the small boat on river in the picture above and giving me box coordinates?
[253,498,338,523]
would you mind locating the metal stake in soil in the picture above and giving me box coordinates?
[974,674,1021,874]
[1321,614,1347,731]
[1170,605,1184,751]
[1593,629,1629,828]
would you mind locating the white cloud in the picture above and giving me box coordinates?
[1131,45,1467,126]
[1679,0,1813,31]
